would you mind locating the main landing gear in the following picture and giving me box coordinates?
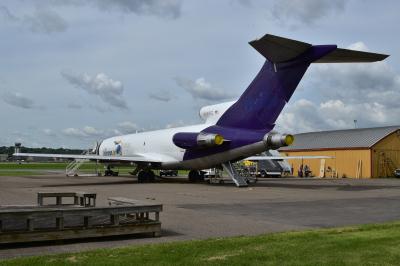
[104,165,119,176]
[137,170,155,183]
[188,170,205,183]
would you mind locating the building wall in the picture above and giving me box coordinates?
[281,149,371,178]
[371,131,400,177]
[0,154,8,162]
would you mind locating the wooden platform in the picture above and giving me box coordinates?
[0,193,162,244]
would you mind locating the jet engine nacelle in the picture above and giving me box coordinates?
[173,132,225,149]
[263,133,294,149]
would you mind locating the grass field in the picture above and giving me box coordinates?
[0,162,97,170]
[0,162,189,176]
[0,162,130,176]
[1,222,400,265]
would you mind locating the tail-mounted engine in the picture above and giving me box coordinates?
[173,132,225,149]
[263,133,294,149]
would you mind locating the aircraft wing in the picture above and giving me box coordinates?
[246,155,334,161]
[13,153,177,163]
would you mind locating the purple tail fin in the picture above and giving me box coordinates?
[216,34,388,130]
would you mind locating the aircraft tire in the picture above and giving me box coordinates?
[138,170,146,183]
[198,173,205,182]
[260,170,267,178]
[138,170,155,183]
[138,170,154,183]
[148,170,155,182]
[188,170,199,182]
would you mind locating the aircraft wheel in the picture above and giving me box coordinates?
[138,170,155,183]
[148,170,155,182]
[188,170,199,182]
[138,170,147,183]
[260,170,267,178]
[198,173,205,182]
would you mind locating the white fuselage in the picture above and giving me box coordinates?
[98,124,207,165]
[98,122,269,170]
[97,101,271,170]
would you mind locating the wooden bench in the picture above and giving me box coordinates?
[108,197,161,224]
[108,197,144,206]
[0,198,162,244]
[37,192,97,207]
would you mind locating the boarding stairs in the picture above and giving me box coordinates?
[222,161,249,187]
[65,150,90,177]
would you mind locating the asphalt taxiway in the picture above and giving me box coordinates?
[1,174,400,259]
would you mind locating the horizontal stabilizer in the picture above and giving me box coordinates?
[314,48,388,63]
[249,34,311,63]
[250,34,388,63]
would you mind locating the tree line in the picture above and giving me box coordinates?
[0,146,84,157]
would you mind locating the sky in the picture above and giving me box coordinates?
[0,0,399,148]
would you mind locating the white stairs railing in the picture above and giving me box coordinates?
[222,161,249,187]
[65,150,90,177]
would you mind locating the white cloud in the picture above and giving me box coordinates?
[271,0,346,27]
[274,41,399,133]
[67,102,82,109]
[165,120,185,129]
[23,8,68,34]
[43,128,56,136]
[0,5,18,21]
[117,121,138,134]
[276,98,396,134]
[175,77,235,102]
[62,127,87,138]
[347,42,370,52]
[276,99,325,133]
[1,0,181,36]
[0,5,68,34]
[148,90,172,102]
[233,0,252,7]
[62,126,103,138]
[62,123,141,139]
[2,92,37,109]
[82,126,103,136]
[89,0,183,19]
[61,71,128,110]
[310,43,398,107]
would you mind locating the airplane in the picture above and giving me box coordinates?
[14,34,388,187]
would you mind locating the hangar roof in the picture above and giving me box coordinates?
[279,126,400,151]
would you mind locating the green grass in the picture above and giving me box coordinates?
[2,222,400,265]
[0,162,131,172]
[0,162,189,177]
[0,162,65,170]
[0,162,101,170]
[0,171,40,176]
